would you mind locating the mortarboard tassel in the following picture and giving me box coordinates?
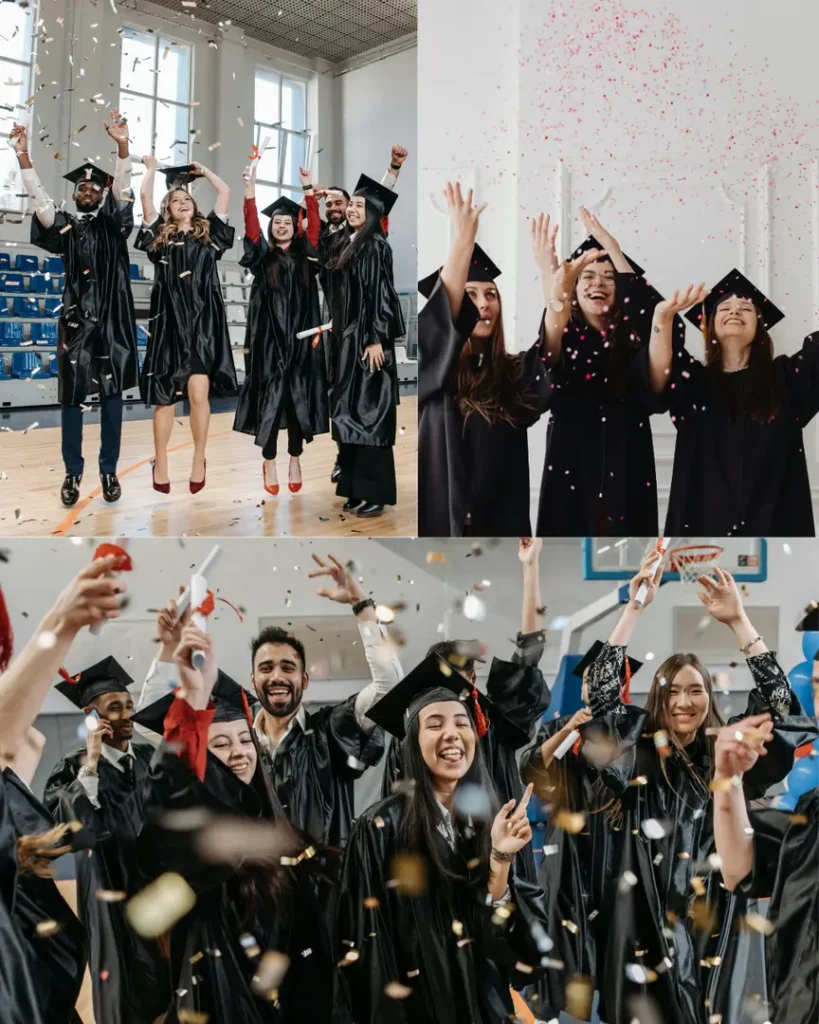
[469,685,489,738]
[0,586,12,673]
[58,666,81,685]
[240,688,253,728]
[297,208,305,237]
[380,215,389,235]
[620,657,632,705]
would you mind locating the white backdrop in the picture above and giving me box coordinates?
[418,0,819,526]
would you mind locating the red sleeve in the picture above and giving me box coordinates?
[244,196,261,244]
[163,696,217,782]
[304,192,320,249]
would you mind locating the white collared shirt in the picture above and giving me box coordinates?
[76,740,135,809]
[254,703,307,757]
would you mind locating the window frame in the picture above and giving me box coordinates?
[253,68,311,202]
[0,1,39,214]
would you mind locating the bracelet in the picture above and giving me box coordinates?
[491,847,516,864]
[740,636,763,656]
[352,598,375,616]
[389,162,401,171]
[302,184,312,192]
[79,765,99,778]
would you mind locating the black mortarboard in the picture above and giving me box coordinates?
[366,653,492,740]
[63,163,111,190]
[161,164,201,191]
[261,196,303,221]
[569,235,645,277]
[131,670,255,735]
[427,638,487,667]
[417,243,502,301]
[796,603,819,632]
[572,640,643,680]
[683,268,785,332]
[56,656,134,709]
[353,173,398,217]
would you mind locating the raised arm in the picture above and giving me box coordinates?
[578,207,634,273]
[241,162,261,244]
[299,165,321,249]
[519,538,544,635]
[648,284,709,395]
[140,153,158,223]
[193,160,230,218]
[439,181,487,322]
[381,143,408,189]
[104,108,132,203]
[11,123,56,228]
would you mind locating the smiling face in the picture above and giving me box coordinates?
[416,700,476,785]
[346,196,367,229]
[208,719,257,784]
[575,259,616,321]
[87,690,134,744]
[466,281,501,340]
[167,188,195,224]
[252,641,307,718]
[665,664,711,743]
[712,295,758,348]
[270,213,295,245]
[325,193,347,226]
[73,180,103,212]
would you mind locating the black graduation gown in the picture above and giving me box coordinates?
[739,787,818,1024]
[3,769,86,1024]
[318,222,349,320]
[662,333,819,536]
[327,233,404,447]
[0,770,48,1024]
[233,233,329,447]
[582,643,817,1024]
[135,212,238,406]
[43,743,172,1024]
[537,273,669,537]
[144,741,337,1024]
[260,696,386,850]
[336,793,551,1024]
[418,273,554,538]
[31,187,138,405]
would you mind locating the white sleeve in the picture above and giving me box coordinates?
[111,154,133,203]
[77,771,101,809]
[353,620,404,732]
[380,169,397,190]
[21,167,56,228]
[136,658,178,709]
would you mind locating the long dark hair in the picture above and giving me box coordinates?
[397,710,498,883]
[570,257,637,398]
[456,287,538,427]
[263,215,313,292]
[702,303,780,422]
[328,197,383,271]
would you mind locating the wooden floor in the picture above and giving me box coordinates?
[0,399,417,538]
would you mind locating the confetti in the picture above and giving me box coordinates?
[425,552,446,565]
[95,889,127,902]
[207,141,222,151]
[553,809,586,834]
[462,594,486,621]
[388,853,426,895]
[625,964,658,984]
[251,950,290,998]
[743,912,775,936]
[565,977,594,1020]
[35,919,62,938]
[641,819,666,840]
[384,981,412,999]
[126,873,196,938]
[36,630,57,650]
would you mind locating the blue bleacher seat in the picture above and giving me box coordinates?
[15,254,38,273]
[30,273,62,294]
[49,354,59,376]
[0,302,10,317]
[31,322,57,344]
[137,325,149,347]
[0,322,24,346]
[0,360,10,380]
[129,263,142,280]
[13,296,40,318]
[44,297,63,317]
[0,253,10,270]
[43,257,63,274]
[1,273,24,293]
[11,352,40,379]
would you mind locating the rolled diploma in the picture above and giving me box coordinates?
[175,545,222,617]
[635,537,667,607]
[296,320,332,340]
[554,729,580,761]
[190,573,208,670]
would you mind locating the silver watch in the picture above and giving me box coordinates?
[549,298,564,313]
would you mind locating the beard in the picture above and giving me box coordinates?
[257,680,302,718]
[75,195,101,212]
[326,208,346,225]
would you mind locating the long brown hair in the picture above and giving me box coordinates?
[152,188,212,251]
[17,822,73,878]
[456,289,538,427]
[702,302,780,422]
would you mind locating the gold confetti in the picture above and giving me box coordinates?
[565,976,594,1020]
[363,896,380,909]
[126,873,196,938]
[178,1012,208,1023]
[339,949,360,966]
[251,951,290,998]
[789,813,808,825]
[207,141,222,151]
[451,919,464,936]
[384,981,412,999]
[388,853,427,895]
[425,551,446,564]
[561,919,579,934]
[514,961,534,974]
[96,889,126,902]
[553,809,586,834]
[629,775,649,787]
[709,776,736,793]
[189,951,204,964]
[179,270,192,278]
[35,919,62,938]
[743,912,775,936]
[691,877,707,897]
[374,816,385,829]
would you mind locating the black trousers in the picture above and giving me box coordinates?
[61,393,123,477]
[335,442,396,506]
[262,394,304,460]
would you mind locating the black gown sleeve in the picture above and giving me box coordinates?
[358,238,404,354]
[42,758,110,842]
[327,696,387,778]
[133,216,163,263]
[206,211,235,258]
[99,185,135,240]
[238,231,267,275]
[418,271,481,403]
[485,631,551,746]
[30,210,72,255]
[779,332,819,426]
[737,802,792,900]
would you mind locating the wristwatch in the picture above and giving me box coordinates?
[549,298,564,313]
[352,598,375,616]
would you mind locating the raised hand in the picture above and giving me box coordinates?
[49,555,128,637]
[189,161,208,178]
[518,537,543,564]
[85,716,114,769]
[9,123,28,154]
[390,144,408,167]
[156,597,190,660]
[443,181,487,246]
[309,553,366,605]
[567,707,593,731]
[530,213,559,276]
[173,624,217,704]
[654,284,709,322]
[490,783,534,856]
[696,566,744,626]
[141,154,158,171]
[298,165,312,187]
[714,713,773,778]
[550,247,607,304]
[579,206,620,255]
[627,551,665,609]
[104,109,129,145]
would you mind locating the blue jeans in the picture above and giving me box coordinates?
[61,393,123,476]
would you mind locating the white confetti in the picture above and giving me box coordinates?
[462,594,486,621]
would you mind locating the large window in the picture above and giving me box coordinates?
[119,27,193,215]
[0,2,37,212]
[253,69,310,217]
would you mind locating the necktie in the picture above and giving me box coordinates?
[121,753,134,788]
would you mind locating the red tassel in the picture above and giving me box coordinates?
[93,543,133,572]
[571,734,582,757]
[620,658,632,704]
[297,209,305,236]
[470,686,489,738]
[214,596,244,622]
[194,590,216,617]
[0,586,12,673]
[240,687,253,728]
[59,667,81,684]
[380,215,389,235]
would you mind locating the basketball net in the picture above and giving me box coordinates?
[667,544,725,588]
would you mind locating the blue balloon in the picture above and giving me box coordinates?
[788,661,815,717]
[783,756,819,803]
[802,630,819,663]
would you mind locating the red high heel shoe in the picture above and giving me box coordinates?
[190,459,206,495]
[262,462,279,496]
[288,458,302,494]
[151,460,170,494]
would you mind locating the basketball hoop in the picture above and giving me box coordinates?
[667,544,724,587]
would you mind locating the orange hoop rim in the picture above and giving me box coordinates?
[668,544,725,572]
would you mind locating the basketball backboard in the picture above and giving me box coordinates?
[581,537,768,583]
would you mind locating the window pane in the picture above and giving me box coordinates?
[0,3,35,66]
[120,28,156,97]
[157,38,190,104]
[155,100,189,165]
[119,91,154,158]
[254,124,280,183]
[254,69,280,126]
[0,57,29,120]
[281,78,306,131]
[0,146,22,213]
[281,131,308,189]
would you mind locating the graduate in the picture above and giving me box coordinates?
[11,115,138,509]
[43,656,171,1024]
[520,642,643,1022]
[232,162,328,496]
[574,557,816,1024]
[132,628,338,1024]
[336,652,551,1024]
[534,208,676,537]
[647,268,819,535]
[137,159,238,494]
[418,183,553,537]
[712,716,818,1024]
[327,174,406,518]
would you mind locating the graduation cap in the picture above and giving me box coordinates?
[417,243,502,301]
[160,164,201,191]
[684,268,785,333]
[56,656,134,709]
[131,671,254,736]
[261,196,303,222]
[572,640,643,681]
[796,603,819,633]
[352,173,398,217]
[366,653,491,740]
[569,235,645,277]
[63,163,111,191]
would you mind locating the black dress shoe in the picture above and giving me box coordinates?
[342,497,363,511]
[330,462,342,483]
[356,503,384,518]
[100,473,122,503]
[60,474,82,507]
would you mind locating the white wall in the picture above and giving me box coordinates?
[418,0,819,524]
[336,46,418,292]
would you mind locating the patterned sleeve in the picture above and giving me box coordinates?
[746,651,797,715]
[587,642,628,718]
